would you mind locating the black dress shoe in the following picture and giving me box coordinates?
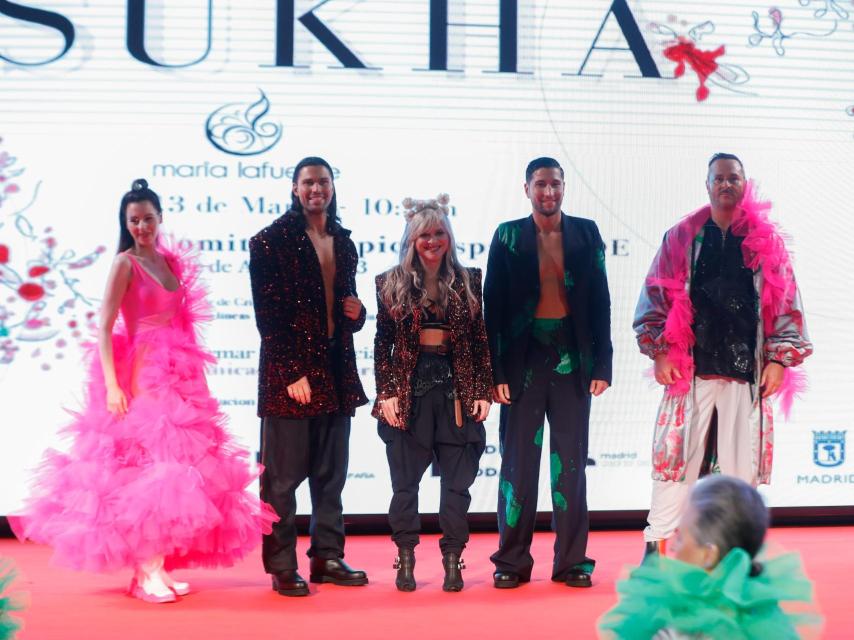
[309,557,369,586]
[564,569,592,588]
[493,571,528,589]
[442,553,464,592]
[393,548,416,592]
[271,571,309,597]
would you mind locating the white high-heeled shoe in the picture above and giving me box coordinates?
[158,567,191,596]
[129,557,177,604]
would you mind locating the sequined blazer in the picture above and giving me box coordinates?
[372,268,493,430]
[249,212,369,418]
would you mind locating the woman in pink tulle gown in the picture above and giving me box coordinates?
[16,179,276,603]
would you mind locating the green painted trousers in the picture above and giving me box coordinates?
[490,318,595,581]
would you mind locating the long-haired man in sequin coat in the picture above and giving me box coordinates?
[249,156,369,596]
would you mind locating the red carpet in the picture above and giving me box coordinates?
[1,527,849,639]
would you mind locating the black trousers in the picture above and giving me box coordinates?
[378,381,486,555]
[260,413,350,574]
[490,318,594,581]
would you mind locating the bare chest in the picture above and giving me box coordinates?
[536,231,565,279]
[306,232,336,284]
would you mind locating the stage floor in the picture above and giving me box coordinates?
[1,526,849,639]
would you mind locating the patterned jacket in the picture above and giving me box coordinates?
[372,268,493,430]
[249,211,369,418]
[484,213,613,398]
[633,194,812,483]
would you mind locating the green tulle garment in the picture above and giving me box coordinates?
[598,548,818,639]
[0,560,24,640]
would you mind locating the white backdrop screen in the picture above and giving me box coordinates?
[1,0,853,515]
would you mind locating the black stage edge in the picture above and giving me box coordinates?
[3,508,853,539]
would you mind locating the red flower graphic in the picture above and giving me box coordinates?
[18,282,46,301]
[663,37,725,101]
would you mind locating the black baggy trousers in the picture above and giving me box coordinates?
[379,379,486,555]
[490,318,594,581]
[260,412,350,574]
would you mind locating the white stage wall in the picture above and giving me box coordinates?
[1,0,853,516]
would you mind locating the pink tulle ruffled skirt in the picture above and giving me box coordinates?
[15,326,276,573]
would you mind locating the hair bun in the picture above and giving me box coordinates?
[132,178,149,191]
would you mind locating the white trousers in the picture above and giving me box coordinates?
[644,378,755,542]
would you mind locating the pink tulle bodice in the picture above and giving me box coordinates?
[122,253,183,337]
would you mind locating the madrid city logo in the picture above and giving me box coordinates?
[205,89,282,156]
[812,430,846,468]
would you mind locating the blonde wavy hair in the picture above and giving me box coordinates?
[380,195,479,320]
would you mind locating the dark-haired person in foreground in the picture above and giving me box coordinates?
[599,475,819,638]
[635,154,812,559]
[15,179,275,603]
[249,157,370,596]
[486,157,612,589]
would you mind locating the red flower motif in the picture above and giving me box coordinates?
[18,282,46,301]
[3,184,19,194]
[663,37,725,102]
[28,265,50,277]
[0,244,8,264]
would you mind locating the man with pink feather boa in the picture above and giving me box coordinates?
[634,154,812,557]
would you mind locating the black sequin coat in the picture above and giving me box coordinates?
[249,211,368,418]
[372,267,493,430]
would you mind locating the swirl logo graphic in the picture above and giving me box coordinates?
[205,90,283,156]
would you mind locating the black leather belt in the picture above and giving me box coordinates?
[419,344,450,355]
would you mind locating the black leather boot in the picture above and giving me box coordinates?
[270,570,309,597]
[308,558,368,585]
[393,548,416,592]
[442,553,464,592]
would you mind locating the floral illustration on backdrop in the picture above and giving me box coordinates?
[647,15,752,102]
[748,4,841,55]
[0,137,106,370]
[798,0,850,20]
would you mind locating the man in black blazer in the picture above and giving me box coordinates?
[485,157,612,589]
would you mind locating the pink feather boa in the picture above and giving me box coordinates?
[649,181,806,417]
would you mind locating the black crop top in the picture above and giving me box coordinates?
[421,300,451,331]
